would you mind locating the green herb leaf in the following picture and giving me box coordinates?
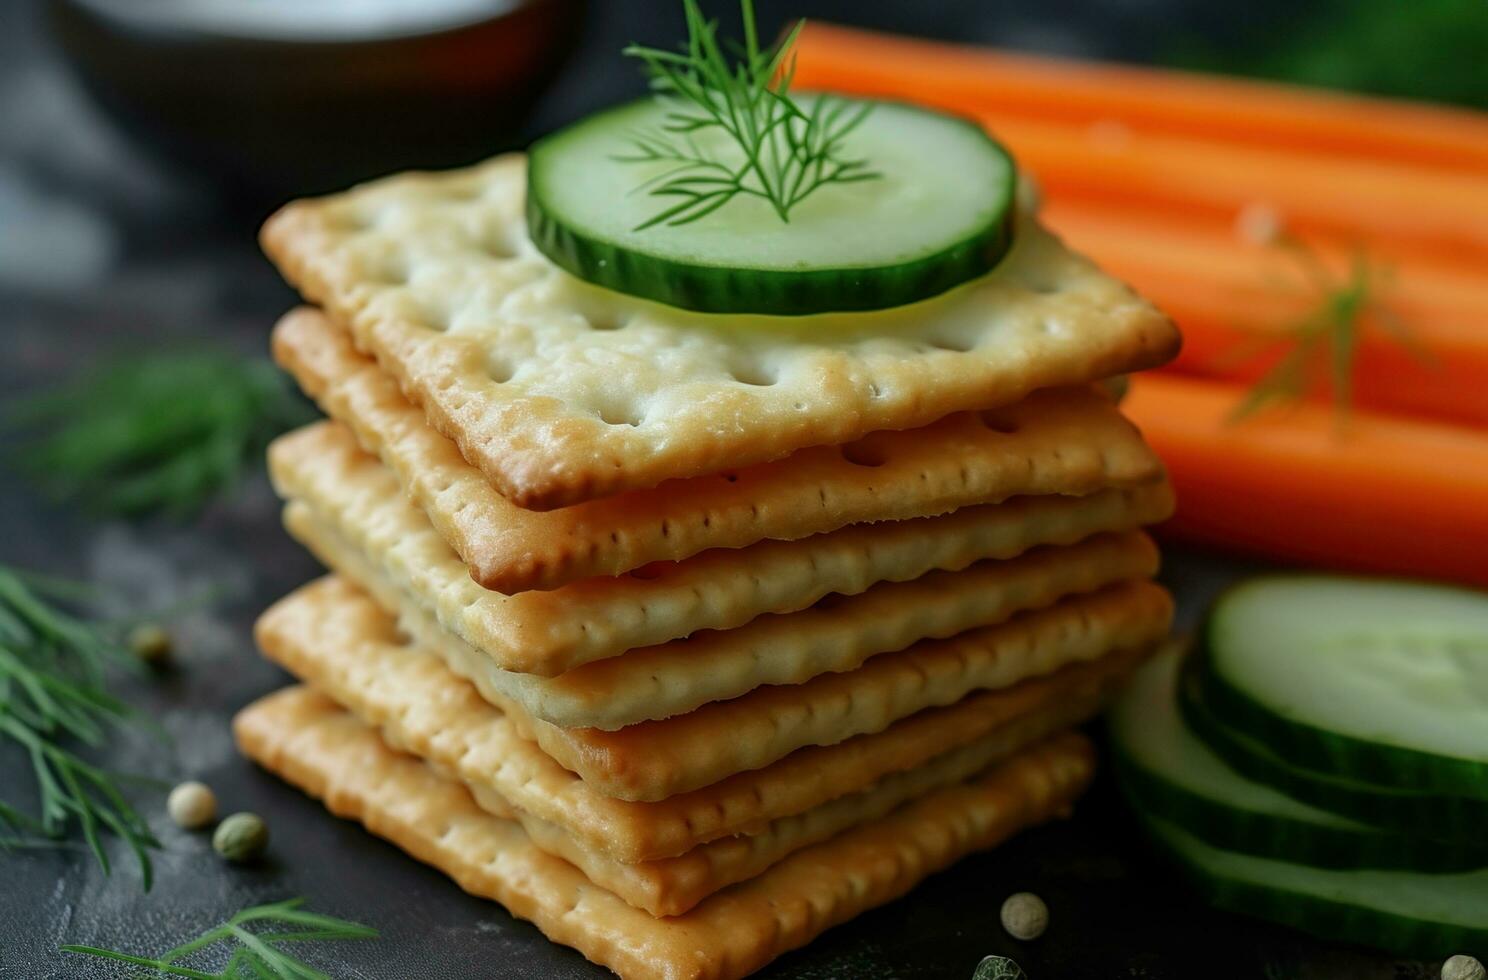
[1226,236,1431,428]
[617,0,879,229]
[63,898,378,978]
[5,349,313,519]
[0,564,159,887]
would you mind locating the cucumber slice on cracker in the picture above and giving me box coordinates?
[527,96,1016,315]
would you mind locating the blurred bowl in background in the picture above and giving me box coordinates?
[46,0,587,206]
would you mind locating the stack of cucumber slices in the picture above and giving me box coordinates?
[1110,576,1488,957]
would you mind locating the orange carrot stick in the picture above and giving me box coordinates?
[981,115,1488,263]
[1041,201,1488,427]
[793,22,1488,175]
[1123,374,1488,586]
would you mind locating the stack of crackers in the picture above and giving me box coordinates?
[237,154,1180,979]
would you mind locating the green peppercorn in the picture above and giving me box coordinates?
[213,812,269,863]
[127,623,172,665]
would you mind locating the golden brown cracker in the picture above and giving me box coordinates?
[261,154,1179,508]
[274,307,1168,591]
[235,688,1094,980]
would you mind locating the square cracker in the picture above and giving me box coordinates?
[288,477,1169,729]
[254,680,1083,918]
[269,418,1171,676]
[260,153,1179,509]
[261,566,1168,801]
[235,688,1095,980]
[256,575,1134,863]
[274,307,1167,592]
[475,581,1170,800]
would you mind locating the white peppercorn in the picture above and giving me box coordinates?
[166,781,217,830]
[1443,955,1486,980]
[999,892,1048,941]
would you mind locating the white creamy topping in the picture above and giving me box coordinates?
[75,0,522,41]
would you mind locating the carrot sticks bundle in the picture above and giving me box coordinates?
[792,23,1488,583]
[793,23,1488,173]
[1124,375,1488,586]
[1039,202,1488,428]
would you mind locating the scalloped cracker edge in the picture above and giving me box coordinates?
[256,575,1134,863]
[273,307,1167,591]
[268,416,1171,675]
[285,473,1169,728]
[234,687,1094,980]
[260,153,1179,508]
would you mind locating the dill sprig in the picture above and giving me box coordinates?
[617,0,880,229]
[0,564,159,887]
[63,897,378,979]
[6,350,313,519]
[1227,235,1429,427]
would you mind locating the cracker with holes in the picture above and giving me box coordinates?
[262,154,1178,510]
[254,580,1126,910]
[288,499,1169,730]
[259,564,1167,801]
[267,397,1168,676]
[236,686,1094,980]
[247,14,1184,972]
[273,307,1168,592]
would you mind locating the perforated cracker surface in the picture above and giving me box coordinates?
[235,688,1094,980]
[261,154,1179,509]
[269,419,1170,675]
[257,577,1125,863]
[275,308,1167,591]
[516,581,1170,800]
[248,649,1085,916]
[289,475,1169,728]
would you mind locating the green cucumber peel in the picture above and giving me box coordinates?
[1141,812,1488,958]
[1110,649,1488,872]
[1179,651,1488,843]
[1200,575,1488,800]
[527,96,1017,315]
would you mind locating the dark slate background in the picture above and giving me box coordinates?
[0,1,1447,977]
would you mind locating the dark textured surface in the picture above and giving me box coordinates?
[0,1,1441,977]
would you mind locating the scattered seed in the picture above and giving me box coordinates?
[999,892,1049,941]
[166,781,217,830]
[1444,955,1486,980]
[213,812,269,863]
[127,623,172,665]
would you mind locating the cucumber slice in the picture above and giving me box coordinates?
[1201,575,1488,799]
[1179,658,1488,844]
[1110,647,1487,871]
[527,96,1017,315]
[1140,813,1488,958]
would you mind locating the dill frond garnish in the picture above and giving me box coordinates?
[63,897,378,978]
[0,564,159,887]
[6,350,312,519]
[1226,235,1430,427]
[617,0,880,229]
